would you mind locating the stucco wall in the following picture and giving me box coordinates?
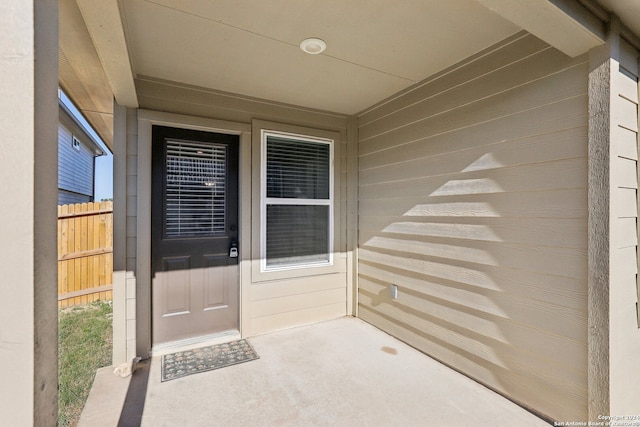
[357,32,589,421]
[0,0,59,425]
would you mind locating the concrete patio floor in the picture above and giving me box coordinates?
[80,317,550,426]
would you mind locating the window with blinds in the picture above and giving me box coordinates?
[165,139,227,237]
[262,132,333,269]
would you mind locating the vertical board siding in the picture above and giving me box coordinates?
[610,38,640,414]
[58,201,113,307]
[357,34,588,421]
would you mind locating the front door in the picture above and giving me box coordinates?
[151,125,239,346]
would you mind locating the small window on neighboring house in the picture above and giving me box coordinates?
[72,136,81,151]
[261,130,333,271]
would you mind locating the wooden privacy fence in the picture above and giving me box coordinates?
[58,201,113,308]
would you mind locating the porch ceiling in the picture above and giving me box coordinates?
[597,0,640,42]
[59,0,640,149]
[119,0,519,114]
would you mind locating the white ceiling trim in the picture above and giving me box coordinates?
[475,0,605,57]
[76,0,138,108]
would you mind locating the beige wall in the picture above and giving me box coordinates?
[114,78,354,360]
[357,32,589,421]
[111,101,142,363]
[0,0,59,425]
[112,102,127,364]
[109,22,640,424]
[609,36,640,416]
[249,120,348,336]
[588,25,640,420]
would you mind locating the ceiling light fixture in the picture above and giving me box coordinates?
[300,38,327,55]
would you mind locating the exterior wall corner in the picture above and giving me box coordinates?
[0,0,59,424]
[587,21,640,419]
[112,102,141,365]
[587,40,613,421]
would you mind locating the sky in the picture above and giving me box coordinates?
[59,90,113,201]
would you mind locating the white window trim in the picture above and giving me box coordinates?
[260,129,334,272]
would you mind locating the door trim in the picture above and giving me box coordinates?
[150,329,241,357]
[136,110,251,358]
[150,126,239,345]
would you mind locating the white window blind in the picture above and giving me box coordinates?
[165,139,227,237]
[266,137,330,199]
[262,132,333,269]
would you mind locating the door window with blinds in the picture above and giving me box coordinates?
[165,139,227,237]
[261,131,333,270]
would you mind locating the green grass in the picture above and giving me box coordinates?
[58,300,113,427]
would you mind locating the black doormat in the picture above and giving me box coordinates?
[161,339,259,382]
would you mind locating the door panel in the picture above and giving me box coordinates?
[162,257,191,316]
[203,254,231,309]
[151,126,239,345]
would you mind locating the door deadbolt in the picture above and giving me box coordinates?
[229,241,239,258]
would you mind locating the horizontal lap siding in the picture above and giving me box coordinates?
[357,33,588,421]
[135,80,349,338]
[610,38,640,415]
[247,263,347,335]
[58,123,95,199]
[58,190,91,205]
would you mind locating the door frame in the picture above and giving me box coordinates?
[136,110,251,357]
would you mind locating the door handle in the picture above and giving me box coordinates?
[229,241,239,258]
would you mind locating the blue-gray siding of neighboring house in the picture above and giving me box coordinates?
[58,108,102,205]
